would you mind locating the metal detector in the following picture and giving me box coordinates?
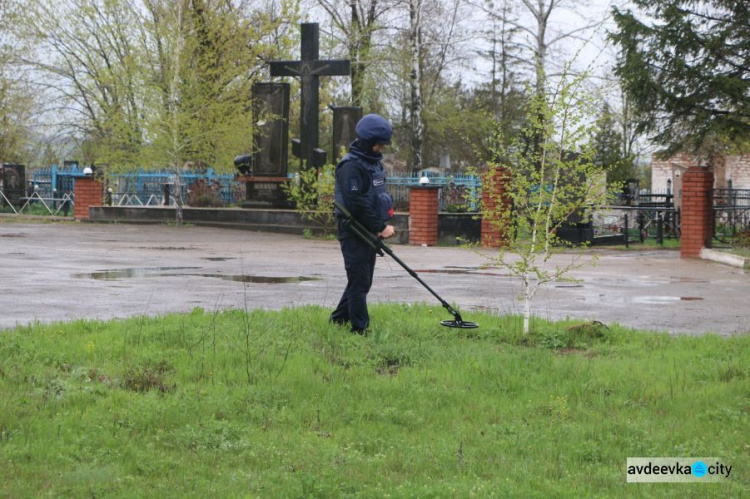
[334,200,479,329]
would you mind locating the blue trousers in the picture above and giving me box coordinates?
[330,237,377,331]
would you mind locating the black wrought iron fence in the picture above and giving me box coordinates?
[713,188,750,244]
[593,207,680,246]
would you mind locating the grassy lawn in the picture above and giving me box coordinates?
[0,304,747,497]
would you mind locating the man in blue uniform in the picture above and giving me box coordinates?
[330,114,396,334]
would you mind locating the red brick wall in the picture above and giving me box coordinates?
[680,167,713,258]
[409,186,439,245]
[74,177,103,220]
[481,166,512,248]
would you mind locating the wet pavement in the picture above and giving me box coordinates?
[1,220,748,336]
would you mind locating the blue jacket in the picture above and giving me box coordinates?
[334,140,394,239]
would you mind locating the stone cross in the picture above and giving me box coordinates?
[270,23,350,168]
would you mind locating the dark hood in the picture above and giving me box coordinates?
[348,139,383,163]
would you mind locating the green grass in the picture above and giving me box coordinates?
[728,247,750,259]
[609,238,682,251]
[0,202,73,217]
[0,304,747,497]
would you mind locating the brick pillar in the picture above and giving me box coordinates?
[680,166,714,258]
[481,166,512,248]
[409,186,440,245]
[74,177,103,220]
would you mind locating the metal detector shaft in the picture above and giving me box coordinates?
[333,200,465,322]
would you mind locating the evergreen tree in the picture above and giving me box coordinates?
[593,102,634,188]
[611,0,750,155]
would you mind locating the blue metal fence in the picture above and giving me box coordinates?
[112,168,238,206]
[388,173,481,212]
[30,166,482,211]
[32,165,240,206]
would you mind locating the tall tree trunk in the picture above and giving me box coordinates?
[348,0,376,108]
[169,0,186,226]
[409,0,424,174]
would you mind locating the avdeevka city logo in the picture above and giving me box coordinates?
[626,457,731,483]
[692,461,707,478]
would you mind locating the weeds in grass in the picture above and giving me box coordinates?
[123,360,174,393]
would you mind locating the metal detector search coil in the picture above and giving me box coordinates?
[334,200,479,329]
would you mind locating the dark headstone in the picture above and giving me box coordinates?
[332,107,362,162]
[252,82,290,177]
[241,178,293,209]
[1,164,25,206]
[270,23,350,169]
[312,148,327,168]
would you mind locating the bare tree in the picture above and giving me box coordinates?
[471,0,603,99]
[16,0,145,166]
[315,0,398,107]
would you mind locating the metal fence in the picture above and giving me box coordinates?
[388,173,481,212]
[28,166,482,212]
[713,188,750,243]
[31,165,240,207]
[110,169,239,206]
[594,207,680,245]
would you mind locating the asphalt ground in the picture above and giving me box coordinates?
[1,220,748,336]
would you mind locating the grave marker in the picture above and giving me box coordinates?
[270,23,350,169]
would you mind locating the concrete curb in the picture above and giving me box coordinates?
[700,248,750,269]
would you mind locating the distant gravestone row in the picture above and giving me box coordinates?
[240,22,361,208]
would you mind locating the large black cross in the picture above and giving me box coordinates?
[270,23,350,168]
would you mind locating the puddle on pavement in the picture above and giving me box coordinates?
[632,296,704,304]
[0,233,26,238]
[670,276,709,283]
[73,266,319,283]
[413,268,509,277]
[74,267,201,280]
[583,294,704,304]
[215,275,319,283]
[414,269,476,274]
[132,246,196,251]
[202,257,236,261]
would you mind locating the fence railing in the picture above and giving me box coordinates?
[713,188,750,243]
[30,165,241,207]
[110,169,239,206]
[594,207,680,245]
[27,166,482,212]
[388,174,481,212]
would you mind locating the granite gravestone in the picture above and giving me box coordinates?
[1,164,25,206]
[332,107,362,162]
[270,23,350,169]
[241,82,292,208]
[252,82,290,177]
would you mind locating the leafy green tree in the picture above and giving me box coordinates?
[282,164,337,236]
[611,0,750,155]
[482,73,610,334]
[0,45,34,164]
[12,0,296,175]
[138,0,297,173]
